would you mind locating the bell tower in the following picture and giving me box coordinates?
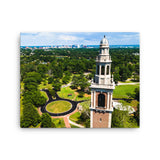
[90,35,115,128]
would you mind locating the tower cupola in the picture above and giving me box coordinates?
[100,35,109,47]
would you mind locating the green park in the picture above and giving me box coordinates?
[20,47,139,128]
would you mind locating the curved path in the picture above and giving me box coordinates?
[69,119,84,128]
[40,88,85,117]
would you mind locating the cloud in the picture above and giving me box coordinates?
[58,35,80,41]
[20,32,139,46]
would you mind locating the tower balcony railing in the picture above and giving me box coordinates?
[90,106,113,112]
[96,56,111,62]
[90,82,115,89]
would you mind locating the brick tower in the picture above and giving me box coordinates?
[90,35,115,128]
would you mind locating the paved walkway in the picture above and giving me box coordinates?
[69,119,84,128]
[61,82,72,88]
[64,116,71,128]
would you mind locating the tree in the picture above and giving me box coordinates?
[134,87,139,101]
[79,76,90,92]
[62,74,71,84]
[23,90,47,107]
[113,67,120,84]
[41,113,54,128]
[48,88,56,98]
[84,119,90,128]
[25,72,42,84]
[114,73,120,85]
[52,80,62,91]
[23,77,39,91]
[20,103,41,128]
[135,63,139,75]
[134,103,140,126]
[112,109,138,128]
[71,75,79,89]
[21,48,32,55]
[37,64,48,78]
[121,72,128,81]
[78,91,85,97]
[48,77,53,84]
[71,74,90,92]
[129,86,139,101]
[119,66,130,81]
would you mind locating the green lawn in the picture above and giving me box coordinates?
[69,112,81,123]
[46,101,71,113]
[38,81,52,90]
[70,124,80,128]
[119,81,140,84]
[113,84,139,99]
[119,100,139,108]
[58,86,91,101]
[52,118,65,128]
[57,87,75,100]
[75,93,90,101]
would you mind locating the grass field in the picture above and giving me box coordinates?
[70,124,80,128]
[57,87,75,100]
[119,81,140,84]
[52,118,65,128]
[75,93,90,101]
[69,112,81,123]
[46,101,71,113]
[119,100,139,108]
[113,84,139,99]
[38,81,52,90]
[58,86,91,101]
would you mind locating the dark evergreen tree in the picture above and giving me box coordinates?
[41,113,54,128]
[20,103,41,128]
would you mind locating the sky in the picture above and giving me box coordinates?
[20,32,139,46]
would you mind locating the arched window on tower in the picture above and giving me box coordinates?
[98,94,105,107]
[97,65,99,75]
[101,66,105,75]
[106,66,109,75]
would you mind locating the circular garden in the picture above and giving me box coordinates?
[46,100,72,114]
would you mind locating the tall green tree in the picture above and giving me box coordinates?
[112,109,138,128]
[41,113,54,128]
[37,64,48,78]
[20,103,41,128]
[52,80,62,91]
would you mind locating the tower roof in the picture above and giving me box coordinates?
[100,35,109,46]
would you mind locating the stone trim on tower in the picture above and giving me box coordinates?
[90,35,115,128]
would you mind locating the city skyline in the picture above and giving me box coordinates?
[21,32,139,46]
